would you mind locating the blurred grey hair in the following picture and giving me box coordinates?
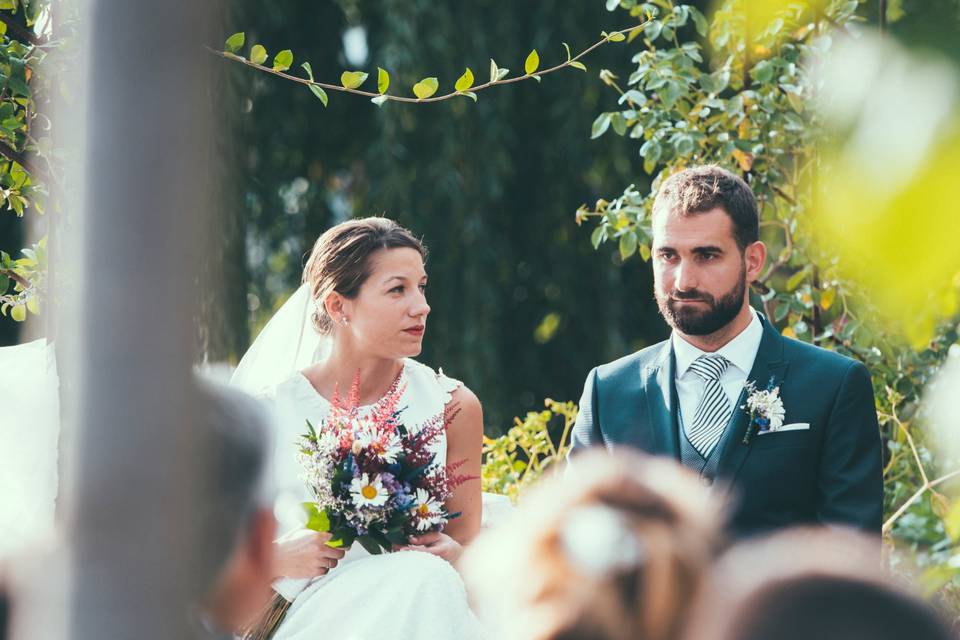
[194,378,275,592]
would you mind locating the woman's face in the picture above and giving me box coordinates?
[339,247,430,359]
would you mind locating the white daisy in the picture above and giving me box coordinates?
[354,429,403,464]
[410,488,444,531]
[350,473,390,508]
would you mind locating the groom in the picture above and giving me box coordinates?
[570,166,883,537]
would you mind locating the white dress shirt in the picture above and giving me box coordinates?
[673,308,764,433]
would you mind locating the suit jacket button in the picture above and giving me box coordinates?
[701,476,713,487]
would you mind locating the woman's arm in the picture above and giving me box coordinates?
[400,384,483,563]
[441,384,484,545]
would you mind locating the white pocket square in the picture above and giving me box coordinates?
[760,422,810,434]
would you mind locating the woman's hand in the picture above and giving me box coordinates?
[273,529,347,579]
[396,531,463,564]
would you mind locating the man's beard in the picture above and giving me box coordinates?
[656,266,746,336]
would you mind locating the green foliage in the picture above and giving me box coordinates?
[0,235,45,320]
[0,0,57,327]
[481,399,578,503]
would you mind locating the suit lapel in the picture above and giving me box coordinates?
[714,314,789,483]
[642,341,680,460]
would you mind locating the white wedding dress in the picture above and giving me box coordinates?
[264,358,486,640]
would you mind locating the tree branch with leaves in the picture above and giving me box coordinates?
[211,24,645,107]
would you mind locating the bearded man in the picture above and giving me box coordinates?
[570,166,883,537]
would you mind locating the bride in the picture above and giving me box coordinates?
[231,217,484,639]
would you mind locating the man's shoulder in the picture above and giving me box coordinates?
[595,339,670,381]
[780,332,864,376]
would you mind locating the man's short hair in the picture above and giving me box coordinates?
[652,165,759,251]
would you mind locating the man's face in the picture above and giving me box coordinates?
[652,207,753,336]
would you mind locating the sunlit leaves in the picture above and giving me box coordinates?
[490,59,509,83]
[412,77,438,100]
[524,49,540,75]
[224,32,245,54]
[340,71,368,89]
[301,60,328,106]
[301,61,314,81]
[249,44,268,65]
[377,67,390,94]
[591,113,612,139]
[309,84,328,107]
[272,49,293,72]
[454,67,474,92]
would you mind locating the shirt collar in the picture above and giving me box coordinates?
[673,308,763,379]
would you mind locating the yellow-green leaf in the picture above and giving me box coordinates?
[820,288,836,311]
[377,67,390,94]
[10,304,26,322]
[619,232,638,260]
[272,49,293,72]
[309,84,329,107]
[249,44,268,65]
[26,296,38,315]
[607,31,626,42]
[340,71,369,90]
[569,61,587,72]
[301,62,314,82]
[563,42,572,61]
[489,59,500,83]
[455,68,474,92]
[224,32,245,54]
[786,266,809,292]
[524,49,540,75]
[412,77,438,100]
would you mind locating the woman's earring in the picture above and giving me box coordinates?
[341,316,349,326]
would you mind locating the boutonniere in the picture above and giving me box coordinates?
[741,377,786,445]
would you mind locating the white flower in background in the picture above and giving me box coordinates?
[411,488,444,531]
[350,473,390,508]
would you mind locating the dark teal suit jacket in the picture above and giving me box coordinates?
[570,314,883,536]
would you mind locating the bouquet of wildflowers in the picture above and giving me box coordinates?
[297,375,469,555]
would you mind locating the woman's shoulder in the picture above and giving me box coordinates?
[402,358,465,406]
[257,371,319,406]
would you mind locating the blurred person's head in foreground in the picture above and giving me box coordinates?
[461,449,724,640]
[194,380,276,635]
[684,527,953,640]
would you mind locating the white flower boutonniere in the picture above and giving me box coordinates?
[741,377,786,445]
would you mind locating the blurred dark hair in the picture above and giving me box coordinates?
[195,379,272,594]
[652,165,759,251]
[303,217,426,334]
[685,527,953,640]
[0,588,8,640]
[729,573,953,640]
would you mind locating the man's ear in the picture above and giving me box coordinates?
[745,241,767,282]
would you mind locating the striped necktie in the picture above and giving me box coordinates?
[685,354,732,458]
